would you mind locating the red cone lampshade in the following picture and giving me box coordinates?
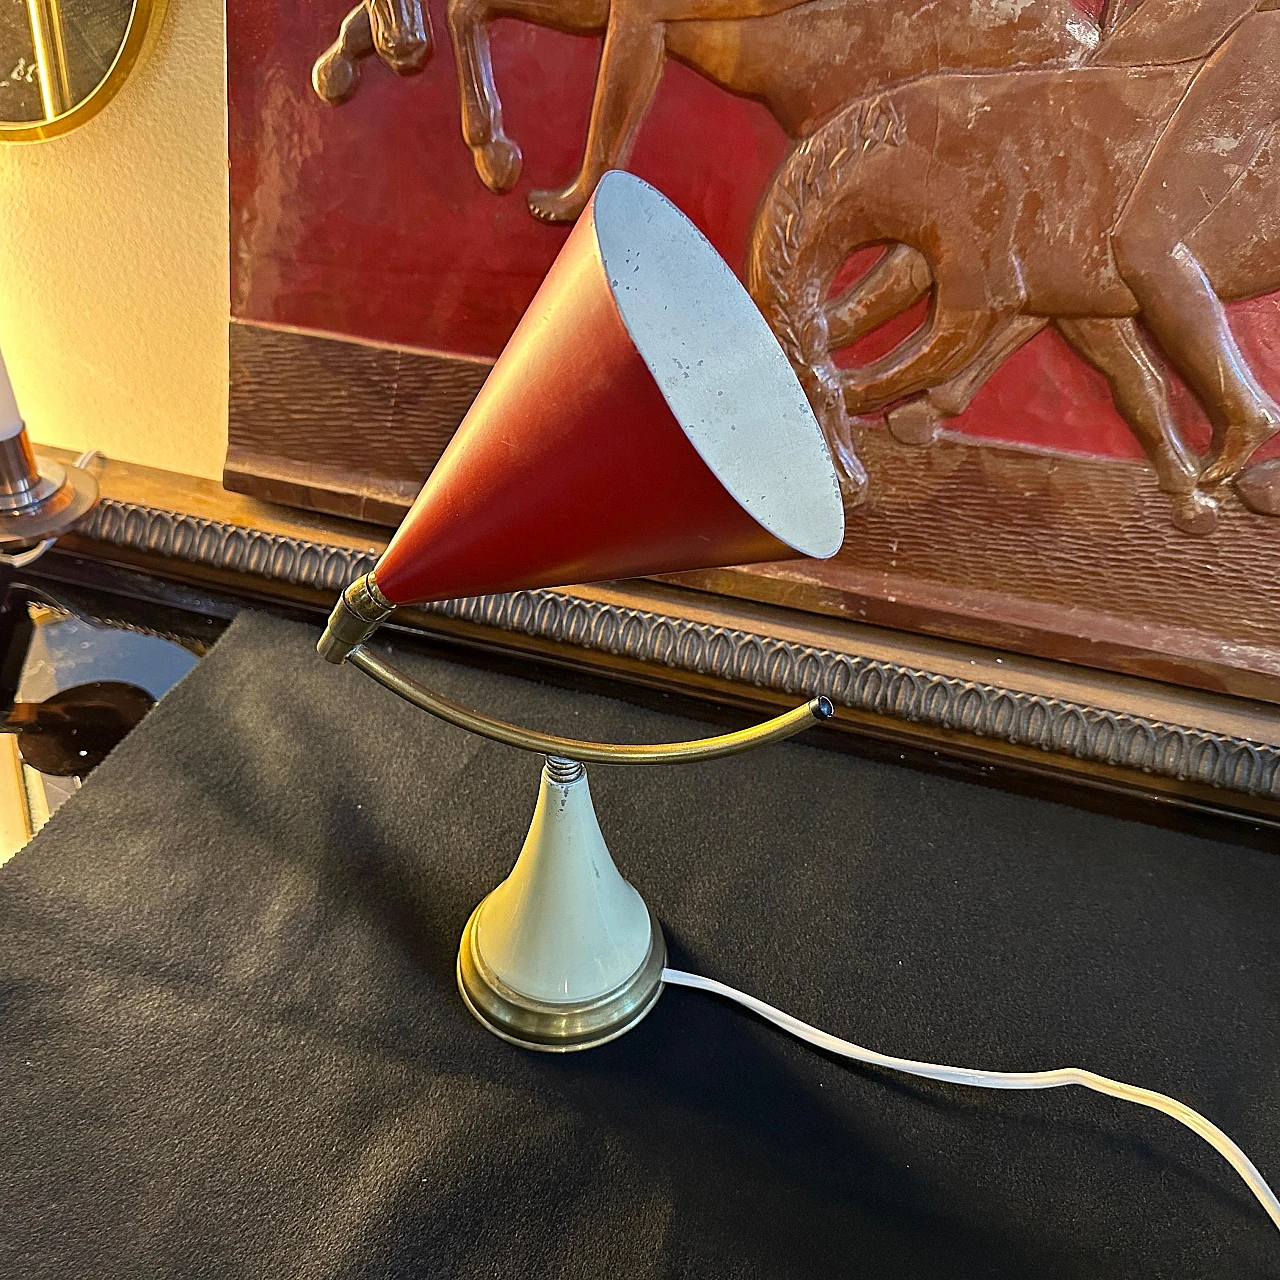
[372,171,844,608]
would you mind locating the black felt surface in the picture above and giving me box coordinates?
[1,609,1277,1278]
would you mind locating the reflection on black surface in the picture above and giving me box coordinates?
[20,604,198,702]
[3,679,155,775]
[0,580,202,854]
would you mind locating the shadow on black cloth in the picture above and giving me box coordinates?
[0,609,1277,1278]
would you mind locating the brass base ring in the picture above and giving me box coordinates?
[457,897,666,1052]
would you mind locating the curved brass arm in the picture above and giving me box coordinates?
[347,645,833,765]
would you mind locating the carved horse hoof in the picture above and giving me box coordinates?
[1169,488,1219,535]
[833,446,869,506]
[368,0,432,73]
[886,397,942,446]
[472,135,522,194]
[312,2,375,105]
[527,184,591,225]
[821,421,869,507]
[1199,412,1280,488]
[1234,458,1280,516]
[312,44,360,104]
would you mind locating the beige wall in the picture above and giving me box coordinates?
[0,0,228,481]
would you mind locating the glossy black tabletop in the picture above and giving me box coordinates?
[0,601,1276,1278]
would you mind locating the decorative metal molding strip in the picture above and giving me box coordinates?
[84,499,382,594]
[82,498,1280,799]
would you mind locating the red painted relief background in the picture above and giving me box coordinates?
[228,0,1280,467]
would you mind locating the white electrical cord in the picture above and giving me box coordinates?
[661,968,1280,1235]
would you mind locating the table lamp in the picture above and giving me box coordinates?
[310,175,1280,1236]
[319,171,845,1051]
[0,347,98,547]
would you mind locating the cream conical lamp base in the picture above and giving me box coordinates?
[457,757,666,1051]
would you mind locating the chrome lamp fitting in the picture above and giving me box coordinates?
[332,626,836,1052]
[317,572,395,663]
[0,427,98,544]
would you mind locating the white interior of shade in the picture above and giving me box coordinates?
[592,171,844,559]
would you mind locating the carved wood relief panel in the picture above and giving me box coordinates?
[227,0,1280,698]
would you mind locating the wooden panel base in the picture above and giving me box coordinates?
[225,320,1280,702]
[225,320,491,525]
[671,428,1280,703]
[37,448,1280,823]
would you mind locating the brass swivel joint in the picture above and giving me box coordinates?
[316,572,395,664]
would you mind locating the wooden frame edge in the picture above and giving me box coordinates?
[43,449,1280,815]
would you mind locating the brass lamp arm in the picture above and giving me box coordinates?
[346,644,833,765]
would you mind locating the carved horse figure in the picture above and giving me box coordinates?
[313,0,1101,492]
[313,0,434,101]
[769,0,1280,530]
[313,0,1099,224]
[747,60,1280,532]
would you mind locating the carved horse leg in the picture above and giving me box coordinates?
[313,0,432,105]
[839,303,1217,532]
[450,0,696,197]
[1055,317,1217,533]
[446,0,597,193]
[820,249,1043,444]
[523,0,820,222]
[1108,15,1280,489]
[819,242,1035,444]
[882,314,1048,444]
[880,310,1218,533]
[313,4,376,104]
[450,0,699,197]
[839,293,1013,417]
[824,244,931,349]
[526,15,666,222]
